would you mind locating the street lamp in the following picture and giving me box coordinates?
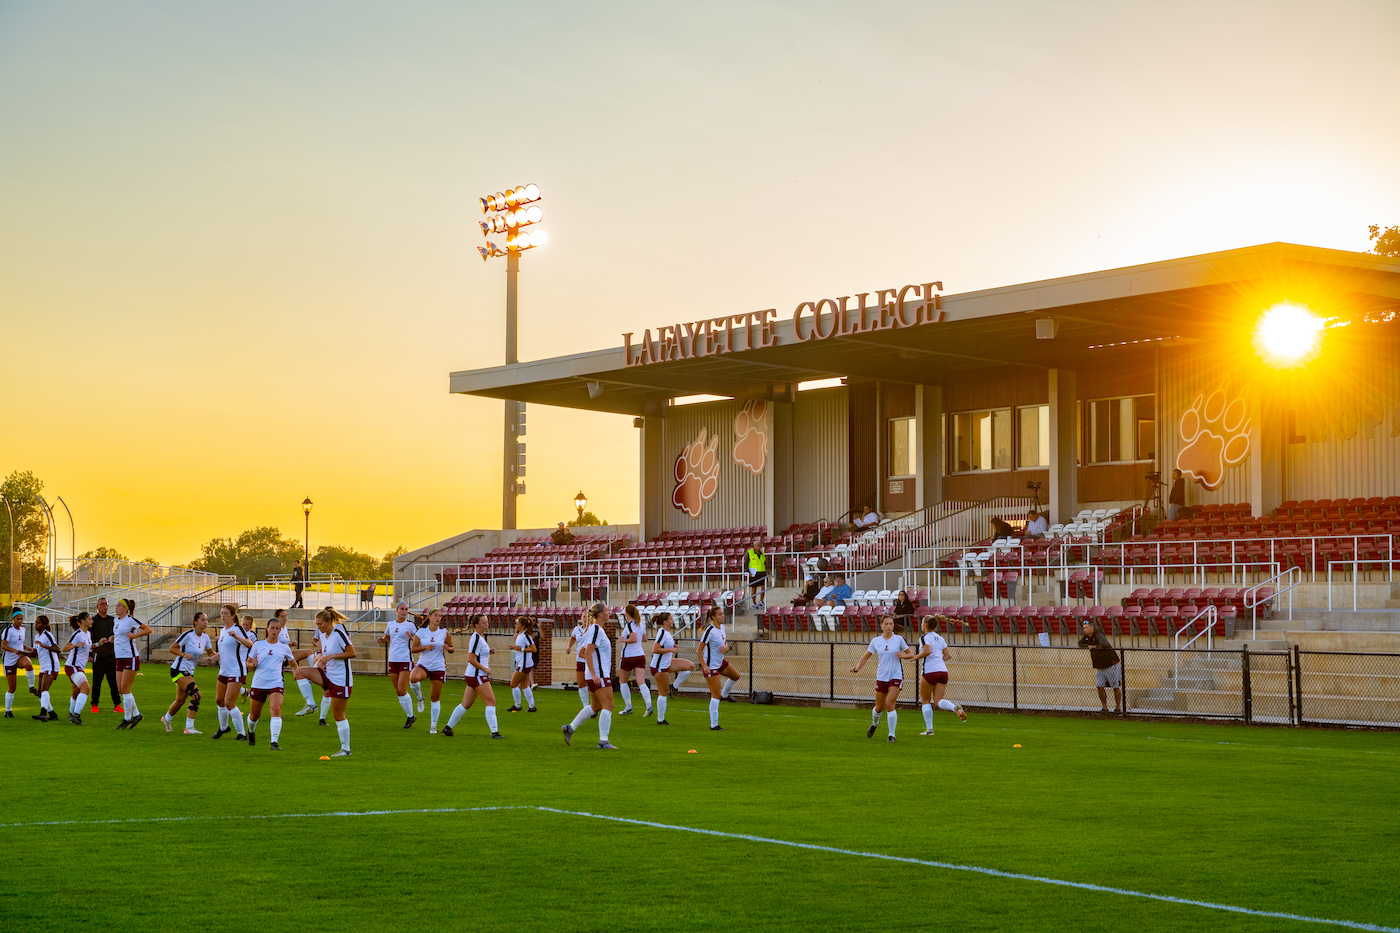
[0,495,12,602]
[479,183,547,531]
[574,491,588,521]
[302,498,313,573]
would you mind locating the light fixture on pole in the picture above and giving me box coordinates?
[302,498,313,573]
[574,491,588,521]
[478,182,547,530]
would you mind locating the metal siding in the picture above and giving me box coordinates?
[1159,346,1253,507]
[662,400,766,532]
[794,387,849,523]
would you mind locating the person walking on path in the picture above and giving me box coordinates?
[291,560,306,609]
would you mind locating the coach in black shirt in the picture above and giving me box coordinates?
[1078,620,1123,714]
[88,597,120,712]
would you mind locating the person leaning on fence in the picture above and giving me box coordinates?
[1077,620,1123,714]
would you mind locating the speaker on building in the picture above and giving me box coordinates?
[1035,318,1059,340]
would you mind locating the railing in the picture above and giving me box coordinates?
[53,558,221,590]
[1327,558,1400,612]
[1242,566,1303,636]
[1172,605,1217,681]
[243,579,395,612]
[1088,533,1395,587]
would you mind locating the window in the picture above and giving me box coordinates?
[1085,395,1156,464]
[1017,405,1050,468]
[888,417,916,477]
[947,409,1011,473]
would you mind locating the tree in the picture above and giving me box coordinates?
[1,470,51,593]
[567,511,608,527]
[189,526,304,582]
[377,546,408,579]
[311,544,379,582]
[1369,224,1400,258]
[79,547,128,561]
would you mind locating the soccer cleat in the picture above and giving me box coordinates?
[235,732,247,742]
[114,705,124,713]
[294,703,315,716]
[269,742,281,751]
[619,708,633,715]
[887,736,897,742]
[33,711,48,722]
[248,728,257,747]
[429,728,438,735]
[866,723,878,738]
[29,686,38,696]
[441,726,453,737]
[416,698,424,713]
[919,729,935,736]
[955,705,967,722]
[561,724,574,746]
[212,728,228,739]
[162,716,172,733]
[330,748,351,757]
[527,707,537,713]
[91,705,99,714]
[597,741,619,750]
[491,732,503,739]
[72,715,83,726]
[506,706,521,712]
[116,719,129,730]
[657,719,669,726]
[710,725,724,731]
[183,727,202,735]
[644,707,654,718]
[128,714,143,729]
[403,716,416,730]
[319,718,328,726]
[2,711,11,718]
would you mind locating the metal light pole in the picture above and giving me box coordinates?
[55,497,74,571]
[302,498,313,573]
[575,490,587,522]
[37,497,56,590]
[0,495,12,602]
[503,247,520,530]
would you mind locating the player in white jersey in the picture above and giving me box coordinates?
[562,603,618,750]
[915,615,966,735]
[378,601,423,727]
[162,611,215,734]
[294,623,326,720]
[567,616,590,708]
[31,616,62,721]
[112,598,152,729]
[506,616,537,713]
[212,604,254,741]
[293,608,356,757]
[4,609,37,715]
[617,604,652,717]
[697,605,741,731]
[444,613,502,739]
[409,608,453,733]
[850,614,915,741]
[647,612,694,726]
[246,616,309,751]
[60,613,93,725]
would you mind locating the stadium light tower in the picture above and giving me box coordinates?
[479,183,547,530]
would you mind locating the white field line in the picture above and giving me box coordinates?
[1,804,1394,932]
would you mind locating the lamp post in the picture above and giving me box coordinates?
[55,497,74,573]
[574,491,587,522]
[0,495,12,602]
[478,183,546,531]
[302,498,313,574]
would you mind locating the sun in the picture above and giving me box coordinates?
[1253,301,1324,367]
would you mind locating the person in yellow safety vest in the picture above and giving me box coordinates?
[746,542,767,610]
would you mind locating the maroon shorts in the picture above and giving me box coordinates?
[414,666,445,682]
[575,661,586,673]
[708,661,736,678]
[3,664,16,676]
[322,679,351,699]
[117,657,141,672]
[585,678,604,692]
[464,675,485,689]
[875,678,903,694]
[922,671,949,686]
[217,674,245,685]
[250,687,284,702]
[64,665,81,678]
[387,661,412,674]
[620,655,646,671]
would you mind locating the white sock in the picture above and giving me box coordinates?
[938,699,957,712]
[41,690,51,712]
[409,680,422,701]
[122,693,137,719]
[922,704,934,730]
[186,717,195,731]
[721,678,734,699]
[26,669,35,688]
[522,687,534,709]
[887,710,898,738]
[271,717,282,743]
[621,682,632,711]
[4,693,10,711]
[577,686,589,707]
[70,696,78,714]
[229,707,245,735]
[872,705,880,726]
[673,670,691,689]
[398,693,413,717]
[484,706,499,733]
[569,705,595,730]
[511,686,522,707]
[598,709,611,743]
[639,682,652,711]
[320,696,331,719]
[431,700,441,729]
[657,695,668,720]
[248,716,259,734]
[218,707,229,730]
[297,679,315,705]
[709,698,720,727]
[447,704,466,728]
[336,718,350,751]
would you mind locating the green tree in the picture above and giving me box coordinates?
[79,546,128,561]
[377,546,408,579]
[1,470,51,593]
[567,511,608,527]
[189,526,304,582]
[311,544,379,581]
[1369,224,1400,258]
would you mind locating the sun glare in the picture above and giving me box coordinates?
[1254,302,1324,367]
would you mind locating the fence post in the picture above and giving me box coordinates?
[1011,644,1018,713]
[1293,644,1304,726]
[1121,647,1128,716]
[1286,646,1297,726]
[829,642,835,701]
[1240,645,1252,725]
[748,640,753,695]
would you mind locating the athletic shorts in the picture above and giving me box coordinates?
[649,662,672,676]
[514,663,535,674]
[3,664,14,676]
[387,661,412,674]
[708,660,736,678]
[250,687,284,702]
[875,678,903,694]
[749,570,767,585]
[585,678,604,692]
[922,671,949,686]
[171,669,194,683]
[620,655,646,671]
[217,674,245,685]
[1095,662,1123,689]
[575,661,586,673]
[463,675,485,689]
[413,665,445,682]
[116,657,141,672]
[65,666,87,681]
[322,680,351,699]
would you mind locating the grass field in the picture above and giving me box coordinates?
[1,668,1397,933]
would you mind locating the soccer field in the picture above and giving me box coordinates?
[2,669,1397,933]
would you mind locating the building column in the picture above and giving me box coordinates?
[1048,369,1078,525]
[769,401,794,536]
[1249,389,1283,519]
[639,414,665,542]
[915,384,943,509]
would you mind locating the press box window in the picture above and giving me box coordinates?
[947,409,1011,473]
[888,417,916,478]
[1017,405,1049,468]
[1086,395,1156,464]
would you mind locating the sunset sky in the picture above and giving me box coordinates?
[2,1,1398,565]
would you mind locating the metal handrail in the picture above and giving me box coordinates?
[1326,557,1400,611]
[1241,566,1302,636]
[1172,605,1217,681]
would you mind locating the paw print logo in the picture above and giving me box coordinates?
[732,399,769,475]
[673,427,720,518]
[1175,390,1251,489]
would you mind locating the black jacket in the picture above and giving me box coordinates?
[90,613,115,659]
[1077,631,1119,670]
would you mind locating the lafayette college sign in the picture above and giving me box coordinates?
[622,281,943,367]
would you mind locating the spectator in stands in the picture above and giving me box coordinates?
[794,574,822,605]
[1077,620,1123,714]
[891,589,917,626]
[1168,469,1186,520]
[813,574,852,609]
[291,559,305,609]
[746,541,767,610]
[551,522,576,546]
[854,505,881,529]
[990,516,1016,539]
[1024,510,1048,538]
[812,574,836,603]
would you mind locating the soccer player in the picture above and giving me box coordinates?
[617,604,652,717]
[915,615,966,735]
[408,608,453,733]
[698,605,741,731]
[293,623,325,719]
[567,614,590,708]
[246,616,305,750]
[444,613,500,739]
[163,611,214,734]
[112,599,152,729]
[60,613,93,725]
[850,614,914,742]
[5,609,37,716]
[293,608,356,757]
[213,604,254,740]
[32,616,62,722]
[647,612,694,726]
[562,603,617,750]
[507,616,537,713]
[378,601,419,728]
